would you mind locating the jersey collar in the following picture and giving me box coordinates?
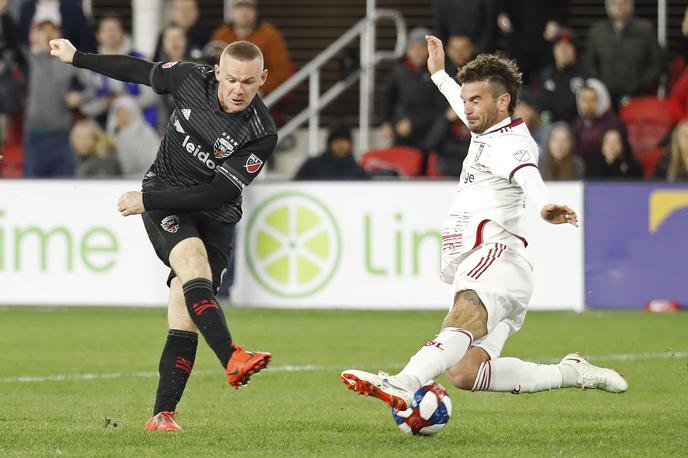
[478,117,524,137]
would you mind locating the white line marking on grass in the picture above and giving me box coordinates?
[0,364,333,384]
[2,351,686,384]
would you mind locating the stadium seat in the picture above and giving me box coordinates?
[425,152,446,178]
[0,113,24,178]
[643,147,666,179]
[361,146,424,177]
[619,97,680,163]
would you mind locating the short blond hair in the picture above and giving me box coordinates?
[222,41,263,67]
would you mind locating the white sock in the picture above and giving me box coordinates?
[472,357,566,393]
[395,327,473,391]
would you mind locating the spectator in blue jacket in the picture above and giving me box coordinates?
[78,15,158,128]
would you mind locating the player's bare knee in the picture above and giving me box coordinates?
[447,348,486,390]
[168,312,197,332]
[446,365,479,391]
[169,238,212,282]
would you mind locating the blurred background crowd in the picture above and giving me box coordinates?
[0,0,687,183]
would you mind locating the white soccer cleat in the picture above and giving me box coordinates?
[341,369,414,410]
[560,353,628,393]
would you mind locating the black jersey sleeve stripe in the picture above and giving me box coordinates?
[217,166,246,191]
[250,117,260,137]
[253,106,266,132]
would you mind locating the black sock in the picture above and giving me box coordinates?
[153,329,198,415]
[182,278,235,367]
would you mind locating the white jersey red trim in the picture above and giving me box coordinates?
[431,70,546,284]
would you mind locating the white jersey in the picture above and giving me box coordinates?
[431,70,548,283]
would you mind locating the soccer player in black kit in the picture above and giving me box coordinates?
[50,37,277,431]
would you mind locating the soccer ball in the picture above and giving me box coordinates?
[391,381,452,436]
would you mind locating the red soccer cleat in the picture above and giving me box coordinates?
[225,344,272,389]
[144,411,182,431]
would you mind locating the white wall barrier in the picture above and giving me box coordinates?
[0,180,169,306]
[234,182,583,311]
[0,181,583,310]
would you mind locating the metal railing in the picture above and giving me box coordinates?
[264,8,407,155]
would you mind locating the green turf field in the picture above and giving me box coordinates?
[0,306,686,457]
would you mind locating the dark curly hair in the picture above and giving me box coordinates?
[456,54,522,115]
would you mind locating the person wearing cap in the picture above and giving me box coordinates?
[583,0,662,108]
[380,27,447,153]
[294,124,369,180]
[212,0,293,96]
[540,28,589,124]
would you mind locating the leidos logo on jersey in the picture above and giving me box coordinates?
[244,154,263,173]
[182,135,216,170]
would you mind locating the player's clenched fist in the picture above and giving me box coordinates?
[49,38,77,64]
[118,191,145,216]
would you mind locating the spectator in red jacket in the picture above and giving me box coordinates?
[212,0,293,96]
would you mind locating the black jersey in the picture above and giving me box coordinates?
[143,61,277,223]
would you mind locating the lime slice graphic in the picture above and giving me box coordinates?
[245,192,341,298]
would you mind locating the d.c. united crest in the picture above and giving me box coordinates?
[214,132,239,159]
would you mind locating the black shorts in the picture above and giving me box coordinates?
[142,209,235,291]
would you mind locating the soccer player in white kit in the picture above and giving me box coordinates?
[341,36,627,410]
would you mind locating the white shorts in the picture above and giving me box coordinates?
[449,242,533,360]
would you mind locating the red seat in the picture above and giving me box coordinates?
[642,147,665,179]
[0,112,24,177]
[426,152,446,178]
[361,146,424,177]
[619,97,680,163]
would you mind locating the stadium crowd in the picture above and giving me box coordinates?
[0,0,687,182]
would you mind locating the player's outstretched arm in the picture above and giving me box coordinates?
[512,166,579,227]
[426,35,467,126]
[50,38,154,86]
[117,174,239,217]
[118,135,277,216]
